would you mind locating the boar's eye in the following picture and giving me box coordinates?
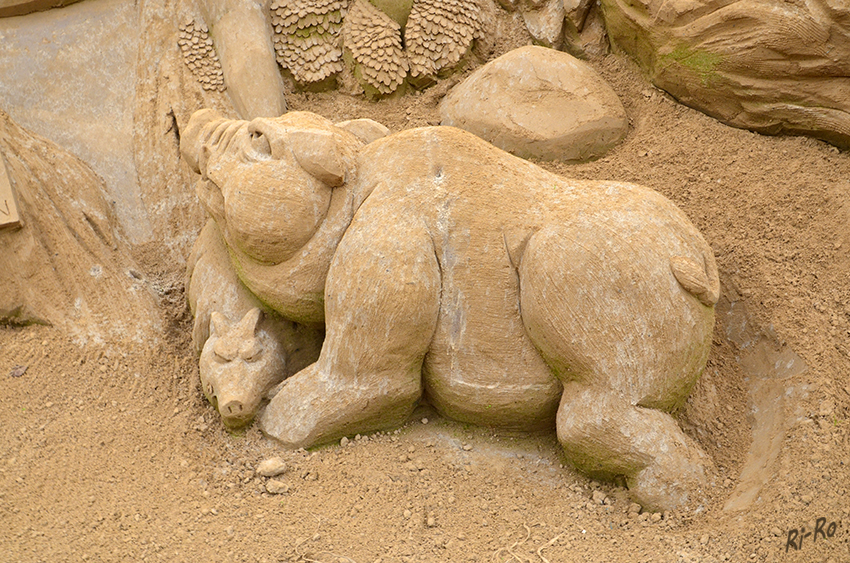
[248,127,271,160]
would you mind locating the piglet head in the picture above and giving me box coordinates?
[199,308,286,430]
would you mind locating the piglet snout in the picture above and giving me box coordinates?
[218,394,255,429]
[221,399,245,416]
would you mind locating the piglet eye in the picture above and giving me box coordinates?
[241,339,263,362]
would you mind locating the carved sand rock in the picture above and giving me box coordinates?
[181,109,720,512]
[270,0,346,86]
[0,109,160,342]
[187,219,323,429]
[600,0,850,148]
[440,46,628,161]
[520,0,565,49]
[178,18,225,93]
[494,0,608,56]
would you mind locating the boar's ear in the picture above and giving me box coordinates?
[288,129,347,187]
[334,118,389,144]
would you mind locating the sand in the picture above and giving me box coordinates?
[1,20,849,563]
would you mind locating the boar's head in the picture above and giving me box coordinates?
[180,110,366,324]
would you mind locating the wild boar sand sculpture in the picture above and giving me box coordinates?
[181,108,720,512]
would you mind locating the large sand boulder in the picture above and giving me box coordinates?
[600,0,850,148]
[521,0,566,49]
[439,46,628,161]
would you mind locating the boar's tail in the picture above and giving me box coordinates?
[670,252,720,307]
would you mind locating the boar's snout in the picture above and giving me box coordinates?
[219,397,254,429]
[200,361,261,429]
[221,399,245,416]
[181,108,226,174]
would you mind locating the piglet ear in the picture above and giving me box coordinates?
[209,311,229,338]
[234,307,263,339]
[288,129,347,187]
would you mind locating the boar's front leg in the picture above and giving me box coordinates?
[259,217,440,448]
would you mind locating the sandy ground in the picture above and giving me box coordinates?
[1,32,849,563]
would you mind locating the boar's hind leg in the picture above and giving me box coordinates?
[259,221,440,449]
[519,226,715,512]
[555,382,714,513]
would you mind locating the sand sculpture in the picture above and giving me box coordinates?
[186,220,324,430]
[173,0,850,147]
[178,18,225,93]
[340,0,487,96]
[194,0,287,119]
[599,0,850,148]
[270,0,347,86]
[184,117,386,429]
[403,0,482,86]
[186,238,327,430]
[342,0,409,96]
[181,109,720,511]
[179,0,490,100]
[0,110,160,342]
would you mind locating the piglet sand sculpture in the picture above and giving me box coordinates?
[181,109,720,512]
[186,219,323,430]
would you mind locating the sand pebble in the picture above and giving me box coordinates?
[257,457,287,477]
[265,479,289,494]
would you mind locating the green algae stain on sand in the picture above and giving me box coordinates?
[660,45,723,87]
